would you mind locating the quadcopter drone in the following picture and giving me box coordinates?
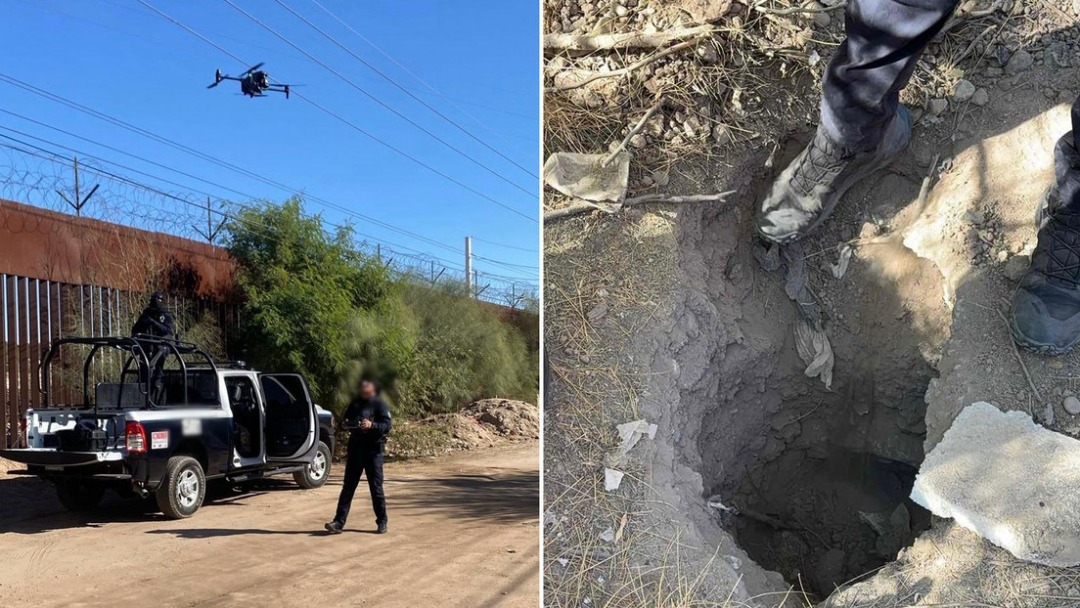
[207,63,294,98]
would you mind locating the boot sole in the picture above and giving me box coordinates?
[764,107,912,245]
[1010,312,1080,357]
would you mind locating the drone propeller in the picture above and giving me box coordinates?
[242,62,265,76]
[207,68,223,89]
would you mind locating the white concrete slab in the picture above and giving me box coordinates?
[910,401,1080,566]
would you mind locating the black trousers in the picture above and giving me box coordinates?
[333,446,386,526]
[821,0,1080,209]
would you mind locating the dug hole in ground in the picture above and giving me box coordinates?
[543,1,1080,605]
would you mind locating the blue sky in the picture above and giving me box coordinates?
[0,0,539,290]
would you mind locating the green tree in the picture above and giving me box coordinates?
[225,198,389,403]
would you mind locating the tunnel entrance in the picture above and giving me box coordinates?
[678,191,949,600]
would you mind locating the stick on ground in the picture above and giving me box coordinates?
[543,191,736,221]
[543,25,715,53]
[547,39,702,92]
[602,100,663,166]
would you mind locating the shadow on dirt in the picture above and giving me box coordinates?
[392,471,540,524]
[1,468,538,535]
[0,475,305,534]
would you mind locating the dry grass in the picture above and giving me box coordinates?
[543,0,1035,214]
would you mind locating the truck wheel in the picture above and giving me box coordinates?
[294,441,331,489]
[56,480,105,512]
[156,456,206,519]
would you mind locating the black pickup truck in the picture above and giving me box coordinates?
[1,336,335,519]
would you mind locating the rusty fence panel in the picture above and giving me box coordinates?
[1,276,237,448]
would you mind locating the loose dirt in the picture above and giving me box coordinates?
[544,0,1080,605]
[0,444,539,608]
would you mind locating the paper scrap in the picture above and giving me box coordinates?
[604,467,624,491]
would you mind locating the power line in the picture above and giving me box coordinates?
[134,0,537,224]
[308,0,532,145]
[0,72,536,271]
[0,72,461,257]
[278,0,538,181]
[471,236,538,253]
[223,0,537,200]
[0,127,536,284]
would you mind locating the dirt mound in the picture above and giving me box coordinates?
[388,400,539,459]
[463,399,540,439]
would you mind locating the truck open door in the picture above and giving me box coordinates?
[258,374,317,464]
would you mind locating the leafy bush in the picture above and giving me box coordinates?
[223,198,538,418]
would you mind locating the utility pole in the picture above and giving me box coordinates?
[465,236,473,298]
[56,156,99,217]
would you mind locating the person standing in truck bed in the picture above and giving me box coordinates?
[131,291,174,404]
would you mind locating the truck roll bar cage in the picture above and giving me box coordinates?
[39,335,219,413]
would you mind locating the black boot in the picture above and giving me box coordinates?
[757,107,912,244]
[1011,134,1080,355]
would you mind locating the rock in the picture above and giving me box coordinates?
[810,3,830,26]
[911,402,1080,566]
[629,134,646,148]
[1065,396,1080,416]
[953,79,976,102]
[1004,255,1029,282]
[965,209,986,225]
[1044,402,1055,427]
[587,303,608,323]
[972,88,990,107]
[986,66,1004,78]
[859,222,880,239]
[696,44,718,64]
[1005,49,1034,75]
[928,98,948,116]
[1046,41,1071,68]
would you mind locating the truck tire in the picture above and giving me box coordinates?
[156,456,206,519]
[293,441,331,489]
[56,479,105,512]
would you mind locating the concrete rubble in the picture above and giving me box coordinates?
[911,401,1080,566]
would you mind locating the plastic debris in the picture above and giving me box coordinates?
[831,243,854,279]
[614,419,658,463]
[604,467,625,491]
[599,527,616,543]
[706,494,736,513]
[543,150,630,207]
[795,319,834,389]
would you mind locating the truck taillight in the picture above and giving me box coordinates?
[125,421,147,454]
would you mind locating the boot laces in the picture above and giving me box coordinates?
[1036,211,1080,287]
[790,135,847,197]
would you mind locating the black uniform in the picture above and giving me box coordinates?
[132,304,174,339]
[131,297,174,403]
[332,395,392,527]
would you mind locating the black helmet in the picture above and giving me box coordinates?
[150,291,166,307]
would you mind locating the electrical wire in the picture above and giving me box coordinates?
[0,128,537,284]
[277,0,538,180]
[135,0,538,223]
[0,72,537,272]
[224,0,537,200]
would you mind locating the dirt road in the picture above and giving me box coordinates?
[0,443,539,607]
